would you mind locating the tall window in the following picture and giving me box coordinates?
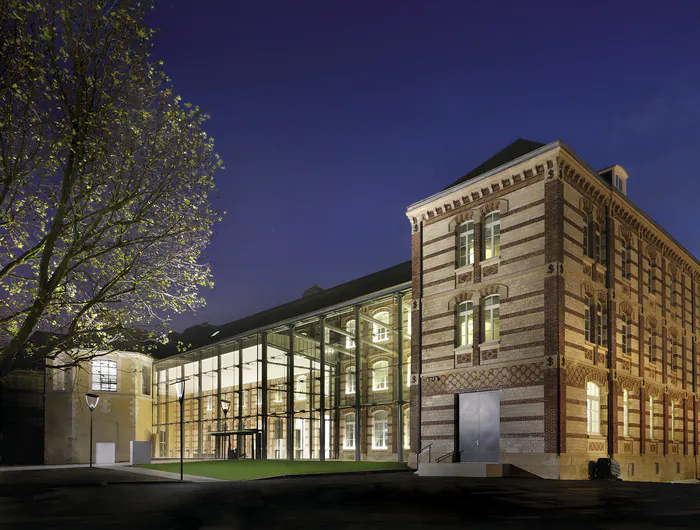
[295,378,306,401]
[344,414,356,449]
[372,311,389,343]
[405,307,412,337]
[649,396,655,439]
[141,365,151,395]
[373,411,388,449]
[670,402,676,441]
[586,382,601,435]
[647,327,655,361]
[346,366,356,395]
[257,388,263,405]
[345,319,356,349]
[482,212,500,260]
[623,389,630,438]
[92,359,117,392]
[457,301,474,346]
[241,389,247,408]
[458,221,475,267]
[584,296,593,342]
[596,302,604,347]
[207,395,213,411]
[620,314,629,355]
[648,260,655,294]
[275,384,284,403]
[621,240,629,279]
[671,339,680,371]
[372,360,389,391]
[482,295,500,342]
[403,406,410,450]
[583,214,590,258]
[671,278,679,307]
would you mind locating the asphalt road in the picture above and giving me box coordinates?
[0,468,699,529]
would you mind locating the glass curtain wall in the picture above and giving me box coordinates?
[152,288,411,461]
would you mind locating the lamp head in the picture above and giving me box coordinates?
[85,393,100,410]
[175,380,185,401]
[220,398,231,415]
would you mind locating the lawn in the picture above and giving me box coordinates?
[138,459,409,480]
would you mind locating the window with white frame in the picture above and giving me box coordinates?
[620,314,629,355]
[92,359,117,392]
[275,384,284,403]
[458,221,475,267]
[346,366,356,395]
[344,413,355,449]
[649,396,655,439]
[586,382,601,435]
[257,388,263,405]
[623,389,630,438]
[584,296,593,343]
[372,311,389,342]
[457,301,474,347]
[373,411,388,449]
[295,378,306,400]
[403,406,410,450]
[372,360,389,391]
[482,295,500,342]
[345,319,356,349]
[482,212,500,260]
[241,389,247,408]
[404,306,412,337]
[207,395,213,411]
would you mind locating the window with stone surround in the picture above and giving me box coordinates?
[372,360,389,391]
[482,295,500,342]
[92,358,117,392]
[458,221,475,267]
[372,410,388,449]
[457,301,474,347]
[649,396,655,439]
[586,382,601,435]
[621,239,630,279]
[670,402,676,441]
[346,366,356,395]
[482,212,500,260]
[345,319,356,349]
[372,311,389,343]
[344,413,356,449]
[584,296,593,343]
[620,314,629,355]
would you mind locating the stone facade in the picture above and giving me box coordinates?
[407,141,700,481]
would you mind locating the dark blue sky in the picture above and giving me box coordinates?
[149,1,700,332]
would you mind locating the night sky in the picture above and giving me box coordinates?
[148,1,700,332]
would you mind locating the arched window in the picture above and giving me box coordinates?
[372,311,389,343]
[372,360,389,391]
[649,396,655,439]
[620,314,628,355]
[344,414,356,449]
[586,382,601,435]
[457,301,473,347]
[584,296,593,343]
[346,366,356,395]
[482,212,500,260]
[623,389,630,438]
[373,411,389,449]
[482,295,500,342]
[345,319,356,349]
[458,221,475,267]
[403,405,410,450]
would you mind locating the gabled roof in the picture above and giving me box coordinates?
[444,138,545,190]
[158,261,412,357]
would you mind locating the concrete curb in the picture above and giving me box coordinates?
[251,468,413,481]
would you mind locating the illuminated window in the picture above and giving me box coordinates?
[458,221,475,267]
[344,414,355,449]
[141,365,151,396]
[207,395,213,411]
[346,366,356,395]
[482,212,500,260]
[373,411,388,449]
[482,295,500,342]
[372,360,389,391]
[345,319,356,349]
[295,378,306,401]
[92,359,117,392]
[275,384,285,403]
[623,389,630,438]
[457,301,473,347]
[586,382,601,435]
[403,406,410,450]
[372,312,389,342]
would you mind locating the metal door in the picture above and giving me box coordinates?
[458,391,500,462]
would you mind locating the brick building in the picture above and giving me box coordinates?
[407,139,700,481]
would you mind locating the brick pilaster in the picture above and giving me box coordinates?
[410,224,422,454]
[472,304,481,366]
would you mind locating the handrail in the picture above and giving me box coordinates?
[417,443,433,469]
[435,449,463,463]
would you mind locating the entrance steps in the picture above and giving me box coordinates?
[415,462,537,478]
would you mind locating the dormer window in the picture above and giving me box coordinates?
[614,174,623,191]
[599,165,629,195]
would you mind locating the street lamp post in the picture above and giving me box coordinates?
[220,398,231,459]
[175,380,185,481]
[85,393,100,468]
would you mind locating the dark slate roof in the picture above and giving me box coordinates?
[157,261,412,358]
[444,139,545,190]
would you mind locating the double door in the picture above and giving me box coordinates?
[458,391,500,462]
